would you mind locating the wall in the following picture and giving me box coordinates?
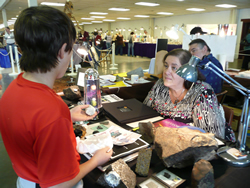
[83,8,250,60]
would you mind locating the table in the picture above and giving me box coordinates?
[223,71,250,105]
[81,145,250,188]
[54,75,250,188]
[0,48,11,68]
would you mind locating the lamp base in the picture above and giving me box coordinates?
[217,146,250,167]
[9,72,19,76]
[109,66,118,70]
[67,73,77,76]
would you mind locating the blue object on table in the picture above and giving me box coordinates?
[0,48,11,68]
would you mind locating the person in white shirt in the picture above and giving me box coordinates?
[127,32,135,57]
[4,27,16,60]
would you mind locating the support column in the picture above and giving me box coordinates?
[27,0,37,7]
[229,9,238,24]
[2,9,8,27]
[149,18,154,39]
[108,22,111,32]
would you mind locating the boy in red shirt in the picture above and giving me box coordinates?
[0,6,112,188]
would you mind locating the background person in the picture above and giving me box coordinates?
[144,49,225,139]
[4,26,16,60]
[0,6,112,188]
[189,38,223,94]
[93,31,103,58]
[115,32,124,55]
[105,31,112,50]
[127,31,135,57]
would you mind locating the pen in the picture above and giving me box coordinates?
[106,148,112,153]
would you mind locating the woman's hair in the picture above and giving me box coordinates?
[163,48,205,89]
[14,5,76,73]
[131,32,134,35]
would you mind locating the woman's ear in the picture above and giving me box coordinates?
[58,43,67,59]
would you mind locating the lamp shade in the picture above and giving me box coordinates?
[176,56,200,82]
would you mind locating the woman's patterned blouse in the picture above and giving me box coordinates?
[143,79,225,139]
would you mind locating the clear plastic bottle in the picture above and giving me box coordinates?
[83,68,102,109]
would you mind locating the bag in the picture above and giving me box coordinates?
[129,36,132,43]
[99,39,104,48]
[240,38,250,46]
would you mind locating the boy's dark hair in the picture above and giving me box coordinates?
[189,39,211,52]
[5,27,10,30]
[14,6,76,73]
[163,48,205,89]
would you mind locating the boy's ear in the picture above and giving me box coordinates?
[58,43,67,59]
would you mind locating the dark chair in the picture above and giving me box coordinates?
[216,90,228,104]
[222,105,234,126]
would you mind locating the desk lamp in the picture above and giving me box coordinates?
[166,24,191,40]
[176,55,250,167]
[77,42,100,70]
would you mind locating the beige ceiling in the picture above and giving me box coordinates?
[1,0,250,29]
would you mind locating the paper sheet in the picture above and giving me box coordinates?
[102,81,132,88]
[126,116,164,128]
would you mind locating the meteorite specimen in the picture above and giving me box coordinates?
[191,159,214,188]
[73,125,86,138]
[154,127,218,168]
[135,148,152,176]
[85,105,96,116]
[63,85,81,100]
[138,122,154,144]
[97,159,136,188]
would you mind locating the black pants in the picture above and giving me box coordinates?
[241,50,250,70]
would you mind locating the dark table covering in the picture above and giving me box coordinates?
[81,147,250,188]
[102,41,182,58]
[0,48,11,68]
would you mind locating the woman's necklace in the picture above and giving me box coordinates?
[170,88,186,105]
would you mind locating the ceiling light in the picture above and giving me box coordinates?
[81,18,94,20]
[155,25,158,29]
[215,4,237,8]
[90,12,108,15]
[11,18,17,20]
[186,8,205,11]
[140,26,144,30]
[92,21,103,23]
[134,15,150,18]
[81,22,92,24]
[117,17,131,20]
[135,2,160,6]
[40,2,64,6]
[128,28,131,31]
[91,16,106,18]
[109,8,130,11]
[123,28,126,31]
[157,12,173,15]
[135,28,137,31]
[103,19,116,22]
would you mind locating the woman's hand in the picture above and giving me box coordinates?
[70,105,98,122]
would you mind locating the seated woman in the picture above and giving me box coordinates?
[144,49,225,139]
